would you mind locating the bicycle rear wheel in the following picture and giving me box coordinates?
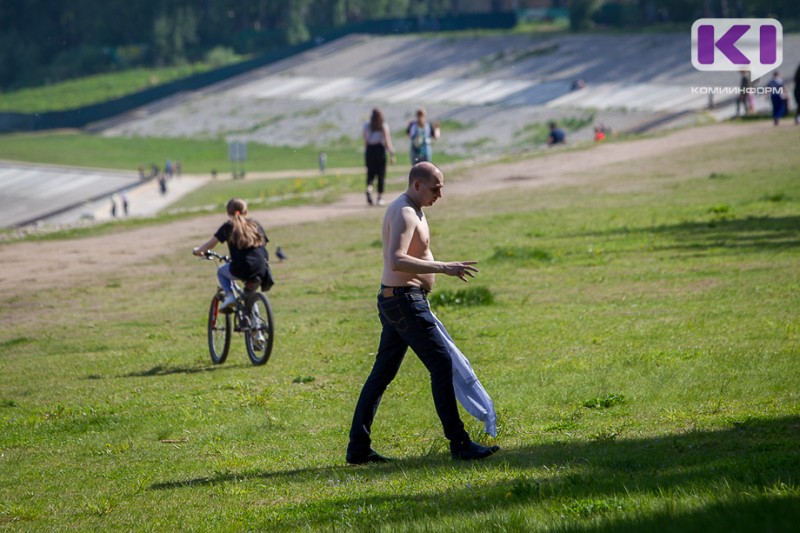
[208,293,231,364]
[244,292,274,365]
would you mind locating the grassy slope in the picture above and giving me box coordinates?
[0,125,798,530]
[0,64,245,113]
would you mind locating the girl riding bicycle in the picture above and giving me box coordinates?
[193,198,274,311]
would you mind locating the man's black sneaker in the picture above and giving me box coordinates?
[346,448,391,465]
[451,440,500,460]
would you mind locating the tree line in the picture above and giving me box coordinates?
[1,0,797,91]
[0,0,488,90]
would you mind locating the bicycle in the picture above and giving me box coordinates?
[199,250,275,366]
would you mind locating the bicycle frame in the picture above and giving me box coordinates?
[199,250,275,366]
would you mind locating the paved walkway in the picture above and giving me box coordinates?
[42,174,210,225]
[2,166,366,229]
[0,162,140,227]
[0,121,768,301]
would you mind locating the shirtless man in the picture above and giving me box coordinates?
[346,162,499,464]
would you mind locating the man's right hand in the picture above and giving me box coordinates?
[442,261,479,282]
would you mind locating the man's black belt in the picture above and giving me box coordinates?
[380,285,429,298]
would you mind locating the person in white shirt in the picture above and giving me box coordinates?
[362,108,395,206]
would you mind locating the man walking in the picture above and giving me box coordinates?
[346,162,499,464]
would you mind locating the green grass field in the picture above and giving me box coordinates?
[0,131,366,174]
[1,126,799,530]
[0,63,245,114]
[0,131,462,174]
[168,172,366,212]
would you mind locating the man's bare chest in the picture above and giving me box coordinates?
[410,218,431,253]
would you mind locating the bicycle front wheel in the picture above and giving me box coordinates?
[208,293,231,364]
[244,292,274,366]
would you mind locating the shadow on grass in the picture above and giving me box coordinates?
[581,215,800,252]
[120,363,237,378]
[150,415,800,529]
[562,497,798,532]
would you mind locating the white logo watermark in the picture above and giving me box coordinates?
[690,86,784,96]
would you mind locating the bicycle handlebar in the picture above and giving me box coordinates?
[195,249,230,262]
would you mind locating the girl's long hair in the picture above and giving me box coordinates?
[369,108,384,132]
[226,198,265,249]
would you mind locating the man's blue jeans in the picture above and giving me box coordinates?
[348,287,469,455]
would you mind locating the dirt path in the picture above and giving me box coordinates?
[0,122,763,301]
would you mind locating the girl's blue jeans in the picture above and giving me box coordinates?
[217,263,237,297]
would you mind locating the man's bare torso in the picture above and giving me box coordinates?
[381,194,436,291]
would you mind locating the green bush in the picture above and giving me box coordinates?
[569,0,599,31]
[429,286,494,307]
[592,3,641,26]
[48,46,112,82]
[204,46,241,67]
